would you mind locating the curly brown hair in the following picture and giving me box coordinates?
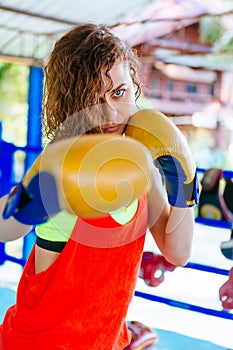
[42,23,141,141]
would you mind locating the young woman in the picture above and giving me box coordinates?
[0,23,196,349]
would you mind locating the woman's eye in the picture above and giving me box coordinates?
[113,89,125,97]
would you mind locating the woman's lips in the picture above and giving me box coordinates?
[103,124,122,133]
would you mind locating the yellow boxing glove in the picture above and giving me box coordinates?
[126,109,198,207]
[3,134,153,225]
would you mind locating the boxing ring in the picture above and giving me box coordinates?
[0,100,233,348]
[0,221,232,349]
[129,221,233,349]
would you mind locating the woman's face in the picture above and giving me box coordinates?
[91,61,138,134]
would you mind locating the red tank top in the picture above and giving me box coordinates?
[0,194,148,350]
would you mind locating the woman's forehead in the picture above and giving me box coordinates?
[102,61,131,89]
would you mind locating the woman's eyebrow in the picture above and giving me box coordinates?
[111,83,127,92]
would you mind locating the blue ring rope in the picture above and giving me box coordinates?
[134,290,233,320]
[185,262,229,276]
[195,216,232,229]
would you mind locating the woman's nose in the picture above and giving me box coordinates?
[100,100,122,123]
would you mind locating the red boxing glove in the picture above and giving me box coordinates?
[139,252,176,287]
[219,267,233,310]
[125,321,158,350]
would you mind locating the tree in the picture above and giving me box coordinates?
[200,5,233,53]
[0,62,29,146]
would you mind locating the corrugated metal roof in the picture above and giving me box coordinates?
[112,0,233,46]
[0,0,152,63]
[0,0,232,66]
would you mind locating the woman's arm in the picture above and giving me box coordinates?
[148,166,195,266]
[0,195,32,242]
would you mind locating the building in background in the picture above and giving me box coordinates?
[113,0,233,169]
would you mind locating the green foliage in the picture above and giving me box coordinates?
[213,35,233,52]
[200,17,224,45]
[0,61,29,146]
[200,5,233,53]
[0,63,11,80]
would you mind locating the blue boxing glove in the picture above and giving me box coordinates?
[155,155,198,207]
[3,172,61,225]
[126,109,199,207]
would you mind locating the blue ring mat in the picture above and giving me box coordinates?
[0,287,229,349]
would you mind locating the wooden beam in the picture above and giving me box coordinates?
[0,5,77,26]
[0,54,43,67]
[145,38,212,54]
